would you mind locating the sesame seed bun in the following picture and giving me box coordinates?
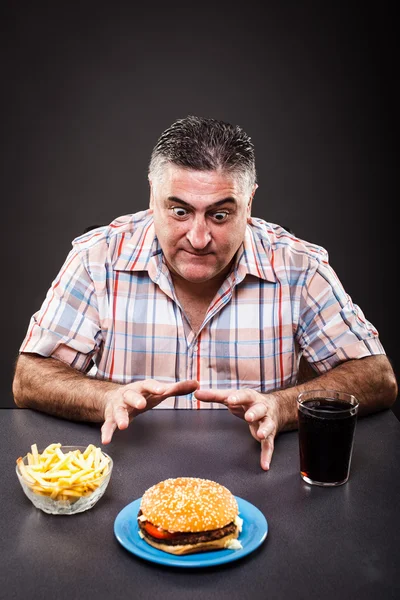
[138,477,240,555]
[140,477,238,532]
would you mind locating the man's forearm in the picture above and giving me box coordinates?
[13,354,120,422]
[272,354,398,432]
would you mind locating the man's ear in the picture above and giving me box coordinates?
[247,183,258,220]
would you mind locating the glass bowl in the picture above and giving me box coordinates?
[15,445,113,515]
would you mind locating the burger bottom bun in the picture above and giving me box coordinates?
[142,530,239,556]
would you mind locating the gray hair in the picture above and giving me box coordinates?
[148,115,257,193]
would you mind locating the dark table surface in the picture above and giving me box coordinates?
[1,407,400,600]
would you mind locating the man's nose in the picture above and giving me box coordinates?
[186,217,211,249]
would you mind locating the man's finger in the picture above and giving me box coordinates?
[255,416,275,441]
[226,389,259,407]
[260,434,275,471]
[133,379,199,399]
[244,401,268,423]
[132,379,167,396]
[101,419,117,445]
[167,379,199,397]
[193,388,233,403]
[122,389,148,410]
[114,403,131,429]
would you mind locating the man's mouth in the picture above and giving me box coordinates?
[182,250,212,257]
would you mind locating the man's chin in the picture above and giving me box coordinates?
[166,256,232,286]
[180,272,216,284]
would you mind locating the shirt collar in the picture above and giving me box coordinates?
[234,220,276,283]
[113,213,276,283]
[113,212,161,277]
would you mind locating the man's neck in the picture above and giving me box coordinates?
[171,274,220,299]
[170,275,223,334]
[166,263,234,334]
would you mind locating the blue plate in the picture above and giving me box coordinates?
[114,496,268,568]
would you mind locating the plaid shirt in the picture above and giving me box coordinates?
[21,210,384,408]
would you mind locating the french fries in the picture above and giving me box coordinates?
[16,443,111,502]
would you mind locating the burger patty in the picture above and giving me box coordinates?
[137,510,237,546]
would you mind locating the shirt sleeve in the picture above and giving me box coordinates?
[20,247,102,372]
[297,257,385,373]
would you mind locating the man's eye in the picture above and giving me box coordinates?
[212,211,229,222]
[172,207,189,218]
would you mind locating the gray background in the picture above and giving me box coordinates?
[2,2,398,417]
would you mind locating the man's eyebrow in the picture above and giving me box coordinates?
[166,196,237,209]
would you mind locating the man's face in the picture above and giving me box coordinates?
[150,164,255,285]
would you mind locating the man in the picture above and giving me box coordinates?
[13,115,397,470]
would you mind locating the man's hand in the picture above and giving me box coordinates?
[102,379,199,444]
[194,388,281,471]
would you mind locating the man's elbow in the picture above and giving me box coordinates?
[378,356,398,410]
[12,377,25,407]
[12,372,25,407]
[384,370,398,409]
[12,357,29,408]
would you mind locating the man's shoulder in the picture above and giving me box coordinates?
[72,210,153,252]
[249,218,329,265]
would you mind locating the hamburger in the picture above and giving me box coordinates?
[137,477,243,555]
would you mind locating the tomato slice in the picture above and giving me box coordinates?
[143,522,179,540]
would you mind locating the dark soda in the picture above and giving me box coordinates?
[298,398,357,485]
